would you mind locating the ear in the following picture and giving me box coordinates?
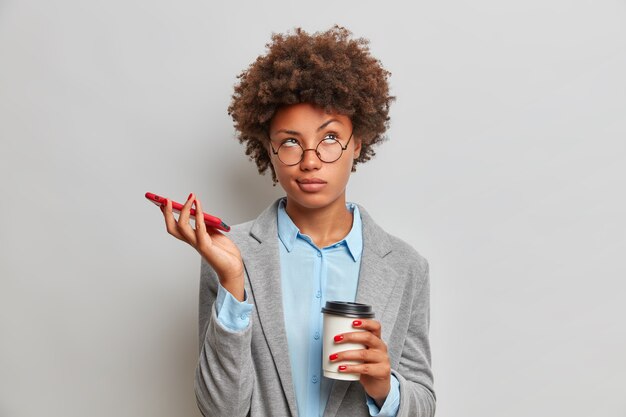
[352,137,362,159]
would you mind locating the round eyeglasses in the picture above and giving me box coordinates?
[269,132,354,166]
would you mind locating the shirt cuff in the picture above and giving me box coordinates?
[214,282,253,332]
[365,374,400,417]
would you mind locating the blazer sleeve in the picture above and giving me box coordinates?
[194,258,255,417]
[394,259,436,417]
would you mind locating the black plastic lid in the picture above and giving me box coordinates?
[321,301,375,318]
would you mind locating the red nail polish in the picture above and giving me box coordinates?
[353,320,362,327]
[329,353,338,361]
[338,365,347,371]
[334,335,343,342]
[187,193,193,201]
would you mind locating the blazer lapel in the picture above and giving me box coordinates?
[243,201,299,417]
[323,205,399,417]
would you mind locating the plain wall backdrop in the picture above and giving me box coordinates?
[1,0,625,416]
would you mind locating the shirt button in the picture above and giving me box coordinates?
[240,313,248,320]
[317,252,322,257]
[312,375,319,383]
[315,290,321,298]
[313,331,320,340]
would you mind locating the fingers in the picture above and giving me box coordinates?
[329,348,387,364]
[329,348,390,378]
[334,329,387,351]
[176,193,198,246]
[193,198,211,253]
[335,362,391,379]
[161,193,211,249]
[163,198,186,241]
[330,319,390,378]
[352,318,381,338]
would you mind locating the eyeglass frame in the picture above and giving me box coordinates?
[268,130,354,166]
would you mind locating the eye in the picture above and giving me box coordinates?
[281,138,300,148]
[322,133,338,143]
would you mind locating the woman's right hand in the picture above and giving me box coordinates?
[161,193,246,301]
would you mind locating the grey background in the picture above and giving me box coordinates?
[1,0,625,416]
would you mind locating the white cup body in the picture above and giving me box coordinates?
[322,313,366,381]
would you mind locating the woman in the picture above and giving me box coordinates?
[160,25,435,417]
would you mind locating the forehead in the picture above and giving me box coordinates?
[269,103,352,134]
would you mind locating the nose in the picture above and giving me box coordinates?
[299,148,322,171]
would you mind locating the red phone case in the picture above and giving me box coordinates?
[145,192,230,232]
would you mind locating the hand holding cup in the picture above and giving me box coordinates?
[322,301,392,407]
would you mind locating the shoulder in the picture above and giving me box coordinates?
[383,230,430,301]
[357,203,430,288]
[386,232,429,277]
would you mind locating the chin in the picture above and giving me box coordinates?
[284,189,344,211]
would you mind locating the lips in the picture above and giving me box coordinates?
[296,177,327,192]
[297,178,327,184]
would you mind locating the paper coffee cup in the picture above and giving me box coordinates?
[321,301,375,381]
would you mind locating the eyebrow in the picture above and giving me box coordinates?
[272,118,343,136]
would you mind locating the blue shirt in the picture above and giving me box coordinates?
[214,198,400,417]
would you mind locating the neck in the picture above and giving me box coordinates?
[284,195,354,248]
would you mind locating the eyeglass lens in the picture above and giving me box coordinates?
[277,139,344,165]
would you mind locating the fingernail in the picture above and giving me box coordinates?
[187,193,193,201]
[352,320,362,327]
[338,365,347,371]
[329,353,338,361]
[334,335,343,343]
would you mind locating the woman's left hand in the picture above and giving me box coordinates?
[330,319,391,407]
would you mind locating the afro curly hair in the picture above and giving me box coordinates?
[228,24,395,182]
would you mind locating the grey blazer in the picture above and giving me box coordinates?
[195,199,436,417]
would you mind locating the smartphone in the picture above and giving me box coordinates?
[145,192,230,232]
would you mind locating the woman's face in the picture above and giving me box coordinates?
[268,103,362,211]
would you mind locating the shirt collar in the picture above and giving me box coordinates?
[277,198,363,262]
[343,203,363,262]
[277,198,300,252]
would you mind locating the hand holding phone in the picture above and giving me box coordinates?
[147,191,245,301]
